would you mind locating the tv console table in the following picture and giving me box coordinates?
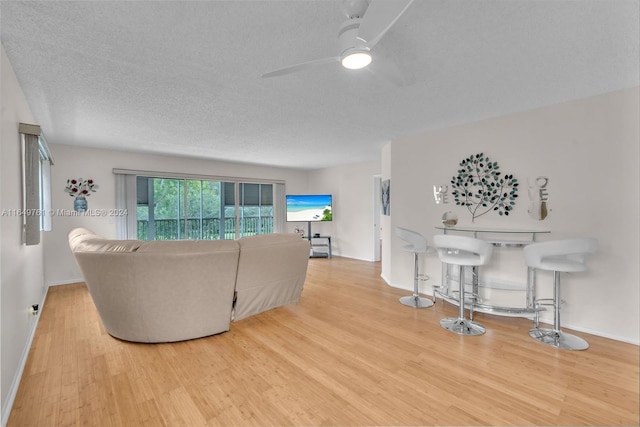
[433,226,550,318]
[308,235,332,258]
[302,221,332,258]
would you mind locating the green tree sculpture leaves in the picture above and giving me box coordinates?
[451,153,518,222]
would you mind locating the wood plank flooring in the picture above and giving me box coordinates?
[8,257,640,426]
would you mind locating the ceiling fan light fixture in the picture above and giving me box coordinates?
[341,50,372,70]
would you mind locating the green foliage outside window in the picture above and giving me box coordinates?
[137,178,273,240]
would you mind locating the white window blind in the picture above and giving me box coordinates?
[19,123,53,245]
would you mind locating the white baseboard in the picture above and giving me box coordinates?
[48,278,84,287]
[538,321,640,346]
[1,288,49,427]
[380,275,434,296]
[380,273,392,286]
[380,273,638,346]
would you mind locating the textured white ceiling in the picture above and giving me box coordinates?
[1,1,638,169]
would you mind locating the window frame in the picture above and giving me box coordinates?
[114,168,284,241]
[19,123,53,245]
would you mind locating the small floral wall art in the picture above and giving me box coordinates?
[450,153,518,222]
[381,179,390,216]
[65,178,98,212]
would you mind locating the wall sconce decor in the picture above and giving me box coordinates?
[450,152,518,222]
[528,176,549,220]
[65,178,98,212]
[433,185,448,204]
[381,179,390,216]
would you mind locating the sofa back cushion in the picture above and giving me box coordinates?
[234,233,310,321]
[69,227,143,253]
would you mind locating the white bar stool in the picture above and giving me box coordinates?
[524,238,597,350]
[433,234,493,335]
[395,227,434,308]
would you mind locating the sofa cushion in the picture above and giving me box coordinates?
[68,227,143,252]
[137,239,238,254]
[234,233,310,321]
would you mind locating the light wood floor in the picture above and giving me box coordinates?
[9,257,640,426]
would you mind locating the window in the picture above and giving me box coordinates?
[137,177,235,240]
[238,183,274,237]
[19,123,53,245]
[124,172,279,241]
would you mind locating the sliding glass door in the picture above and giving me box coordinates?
[136,176,273,241]
[238,183,274,237]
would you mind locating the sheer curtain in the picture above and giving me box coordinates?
[273,183,286,233]
[114,173,137,239]
[40,154,52,232]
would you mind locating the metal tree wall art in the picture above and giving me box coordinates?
[450,153,518,222]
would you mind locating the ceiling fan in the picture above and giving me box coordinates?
[261,0,415,79]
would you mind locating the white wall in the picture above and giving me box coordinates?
[383,87,640,344]
[380,143,392,282]
[307,160,381,261]
[43,145,385,282]
[0,45,47,423]
[44,144,311,285]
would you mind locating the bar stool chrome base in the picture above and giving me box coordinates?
[524,238,597,351]
[529,328,589,350]
[395,229,434,310]
[433,235,493,337]
[399,295,434,308]
[440,317,486,336]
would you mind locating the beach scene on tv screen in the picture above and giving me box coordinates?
[286,195,332,222]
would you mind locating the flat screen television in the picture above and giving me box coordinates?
[286,194,332,222]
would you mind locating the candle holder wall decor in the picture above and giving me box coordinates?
[450,153,518,222]
[433,185,449,204]
[527,176,549,220]
[381,179,390,216]
[65,178,98,212]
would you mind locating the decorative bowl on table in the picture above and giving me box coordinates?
[441,211,458,227]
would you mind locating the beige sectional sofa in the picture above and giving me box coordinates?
[68,227,310,343]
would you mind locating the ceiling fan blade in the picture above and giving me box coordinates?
[367,43,416,87]
[367,58,414,87]
[262,57,339,78]
[356,0,415,48]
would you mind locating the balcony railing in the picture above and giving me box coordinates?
[137,216,273,240]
